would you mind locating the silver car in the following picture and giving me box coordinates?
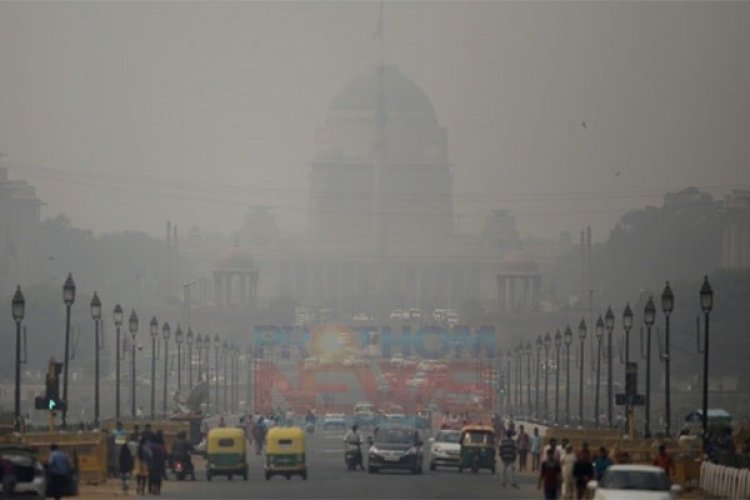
[0,445,47,498]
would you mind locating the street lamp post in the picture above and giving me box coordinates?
[578,319,587,426]
[196,334,203,383]
[526,342,532,417]
[643,296,656,438]
[90,293,102,427]
[605,307,615,427]
[535,336,542,418]
[204,335,211,414]
[129,310,139,419]
[517,344,523,414]
[113,304,123,421]
[622,303,633,435]
[62,273,76,427]
[175,326,184,392]
[232,344,238,412]
[149,317,158,419]
[564,326,572,424]
[700,276,713,451]
[162,323,170,417]
[214,335,220,412]
[12,286,25,430]
[554,330,561,424]
[661,282,674,437]
[186,328,194,389]
[223,341,229,412]
[543,333,550,421]
[594,316,604,427]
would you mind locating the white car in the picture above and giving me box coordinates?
[390,356,405,367]
[390,309,404,320]
[428,429,461,470]
[588,465,682,500]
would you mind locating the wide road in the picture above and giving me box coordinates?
[158,427,541,499]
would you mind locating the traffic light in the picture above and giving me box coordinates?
[37,360,66,412]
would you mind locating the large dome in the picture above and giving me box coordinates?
[329,65,436,118]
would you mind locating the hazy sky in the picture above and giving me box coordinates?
[1,1,749,241]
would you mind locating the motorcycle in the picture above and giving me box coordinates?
[344,442,362,471]
[172,456,195,481]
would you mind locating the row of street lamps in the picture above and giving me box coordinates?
[10,273,243,429]
[504,277,714,440]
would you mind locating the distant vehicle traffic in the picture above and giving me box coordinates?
[322,413,347,430]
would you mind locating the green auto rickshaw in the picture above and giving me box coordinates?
[458,425,496,474]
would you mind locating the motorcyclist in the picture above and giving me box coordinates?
[343,425,365,471]
[171,431,195,478]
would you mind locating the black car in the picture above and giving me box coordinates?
[367,428,423,474]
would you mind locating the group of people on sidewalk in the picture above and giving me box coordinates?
[113,422,168,496]
[496,424,676,500]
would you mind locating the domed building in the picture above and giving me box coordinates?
[233,66,529,314]
[309,65,453,243]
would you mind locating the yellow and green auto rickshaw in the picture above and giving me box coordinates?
[458,425,496,474]
[206,427,248,481]
[265,426,307,480]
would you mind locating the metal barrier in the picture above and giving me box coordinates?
[23,431,108,485]
[700,460,750,498]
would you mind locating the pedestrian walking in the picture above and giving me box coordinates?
[538,448,562,500]
[135,437,150,495]
[593,447,613,481]
[560,444,577,500]
[530,427,542,472]
[652,445,675,479]
[572,444,593,500]
[148,432,167,495]
[47,444,73,500]
[517,425,530,472]
[119,440,134,495]
[498,431,519,488]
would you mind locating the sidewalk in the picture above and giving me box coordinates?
[78,480,128,499]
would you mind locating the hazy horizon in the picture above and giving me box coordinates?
[1,1,749,242]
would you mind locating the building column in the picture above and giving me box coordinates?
[214,272,224,308]
[225,272,233,307]
[497,276,507,312]
[508,277,516,312]
[239,273,247,306]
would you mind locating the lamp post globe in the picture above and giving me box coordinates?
[578,318,586,426]
[63,273,76,306]
[12,286,25,430]
[699,276,713,450]
[594,315,604,427]
[113,304,123,421]
[162,322,171,416]
[61,273,75,427]
[90,293,101,321]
